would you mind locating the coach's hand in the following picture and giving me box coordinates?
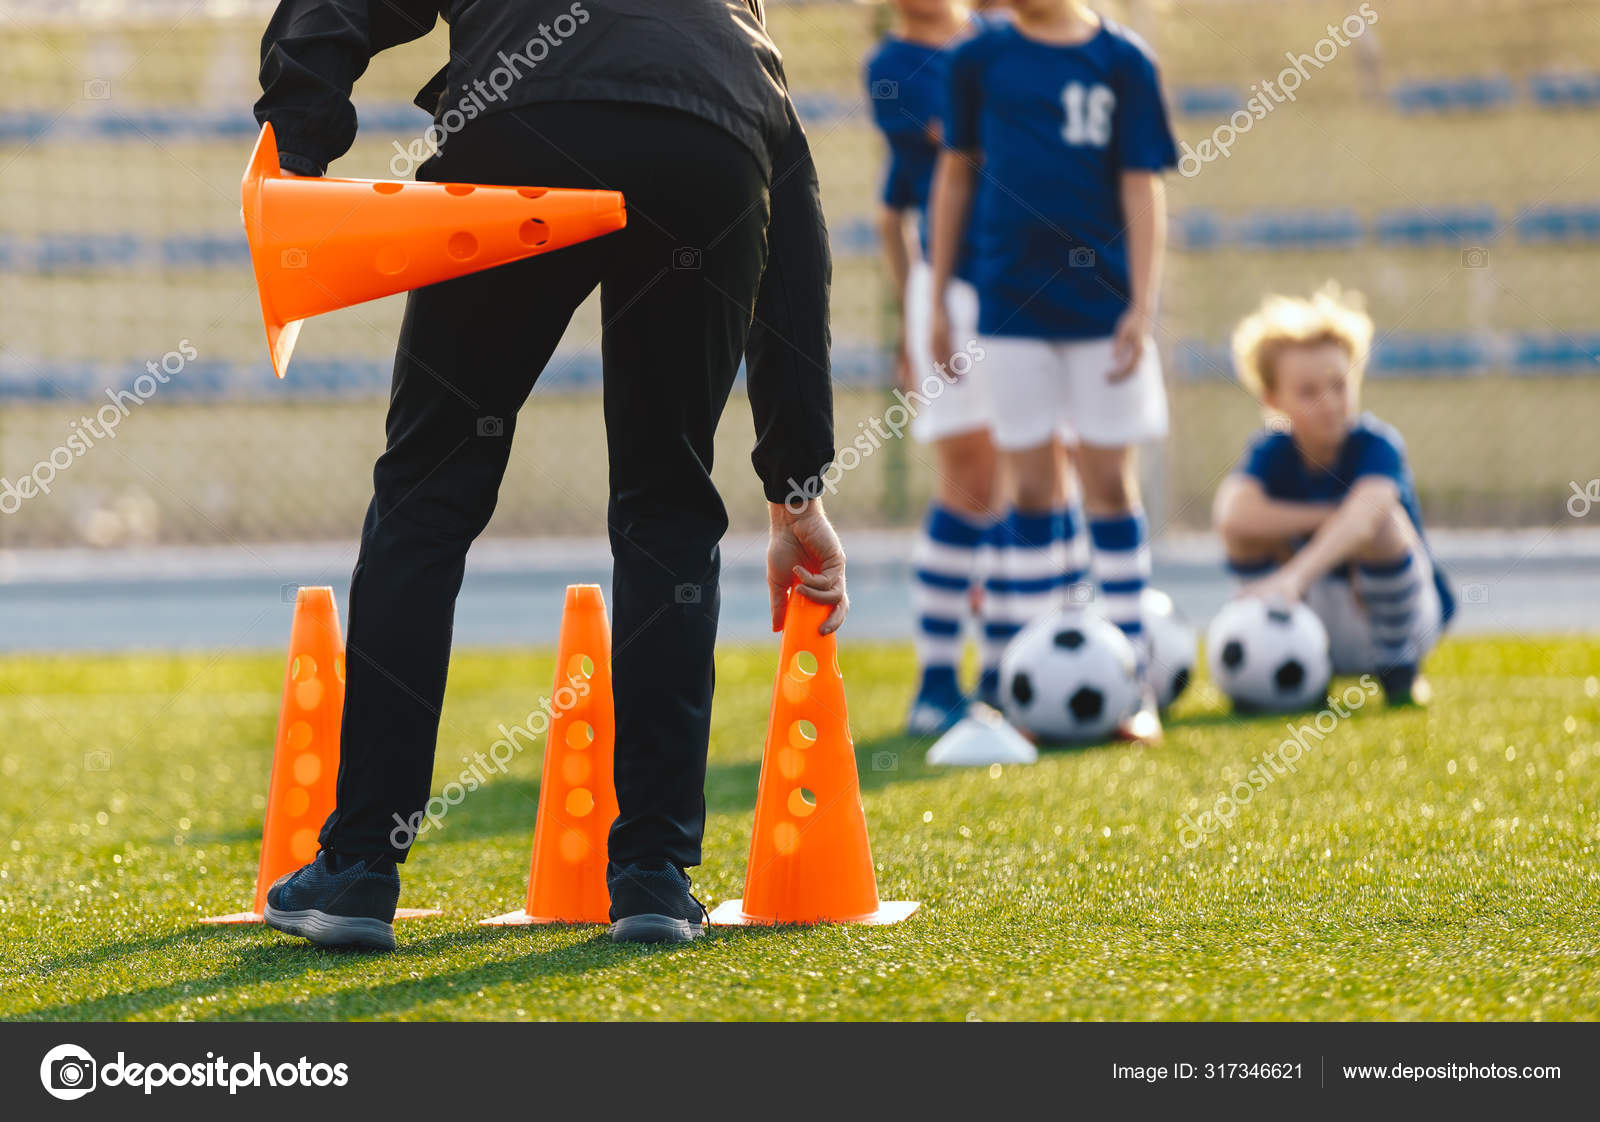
[768,499,849,636]
[1108,307,1150,382]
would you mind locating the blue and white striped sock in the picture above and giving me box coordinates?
[1090,511,1151,668]
[1059,501,1092,605]
[976,517,1007,703]
[912,504,985,704]
[1354,550,1425,669]
[980,508,1062,703]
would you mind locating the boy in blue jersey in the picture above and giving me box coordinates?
[928,0,1177,741]
[1213,285,1455,704]
[867,0,1012,735]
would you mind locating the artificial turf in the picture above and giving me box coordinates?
[1,636,1596,1021]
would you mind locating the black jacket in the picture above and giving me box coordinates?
[254,0,833,504]
[256,0,792,178]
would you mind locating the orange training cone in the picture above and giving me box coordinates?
[242,122,627,379]
[481,585,620,925]
[709,589,919,926]
[201,586,439,924]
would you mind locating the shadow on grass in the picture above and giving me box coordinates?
[10,926,211,981]
[21,734,943,1020]
[212,922,800,1021]
[12,924,389,1021]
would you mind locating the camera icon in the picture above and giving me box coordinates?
[870,79,899,100]
[1068,246,1096,268]
[674,583,702,605]
[1462,583,1490,604]
[280,247,308,269]
[476,416,504,437]
[1066,581,1094,605]
[280,582,299,604]
[1266,413,1291,433]
[41,1044,98,1100]
[871,751,898,772]
[1461,247,1490,269]
[83,79,111,100]
[672,246,702,271]
[83,750,111,772]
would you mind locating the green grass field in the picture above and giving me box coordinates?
[2,636,1597,1021]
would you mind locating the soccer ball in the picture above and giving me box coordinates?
[1142,588,1196,712]
[1000,609,1140,743]
[1205,597,1332,713]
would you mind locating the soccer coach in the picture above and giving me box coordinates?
[254,0,847,947]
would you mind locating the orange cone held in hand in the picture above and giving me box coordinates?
[481,585,620,925]
[709,589,919,926]
[242,123,627,378]
[200,586,438,924]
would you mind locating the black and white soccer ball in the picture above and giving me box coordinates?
[1000,609,1140,743]
[1205,597,1332,713]
[1142,588,1196,712]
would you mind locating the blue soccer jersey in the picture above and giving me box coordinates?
[1235,413,1457,625]
[945,17,1178,338]
[865,23,980,281]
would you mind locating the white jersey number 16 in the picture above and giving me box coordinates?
[1062,82,1115,147]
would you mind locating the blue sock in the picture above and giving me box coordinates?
[912,504,984,703]
[1089,511,1150,667]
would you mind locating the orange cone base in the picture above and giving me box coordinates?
[200,906,441,925]
[477,909,604,927]
[707,899,920,927]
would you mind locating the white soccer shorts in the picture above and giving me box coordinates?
[904,261,991,443]
[975,333,1169,451]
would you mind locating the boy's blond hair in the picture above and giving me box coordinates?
[1231,282,1375,398]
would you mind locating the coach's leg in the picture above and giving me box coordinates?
[321,247,602,863]
[600,116,771,873]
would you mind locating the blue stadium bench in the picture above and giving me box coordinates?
[1375,206,1500,246]
[1391,75,1516,114]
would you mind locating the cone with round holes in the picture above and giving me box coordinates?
[480,584,619,925]
[242,122,627,379]
[201,586,440,924]
[709,588,919,926]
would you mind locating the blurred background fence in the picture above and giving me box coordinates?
[1,0,1597,550]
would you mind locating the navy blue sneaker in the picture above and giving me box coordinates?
[264,850,401,951]
[607,861,708,944]
[906,693,966,737]
[1378,665,1431,707]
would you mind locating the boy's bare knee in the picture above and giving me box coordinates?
[1077,447,1136,513]
[1219,527,1273,560]
[1004,443,1061,512]
[1082,475,1130,513]
[1012,475,1056,513]
[1354,512,1414,562]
